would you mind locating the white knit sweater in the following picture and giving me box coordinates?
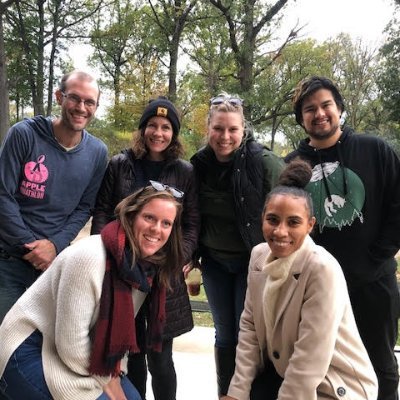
[0,235,130,400]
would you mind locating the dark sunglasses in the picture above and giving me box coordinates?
[209,95,243,107]
[149,180,184,198]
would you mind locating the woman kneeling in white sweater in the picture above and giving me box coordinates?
[0,182,184,400]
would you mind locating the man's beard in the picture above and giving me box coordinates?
[307,122,340,142]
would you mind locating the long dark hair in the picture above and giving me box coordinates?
[115,187,184,289]
[131,129,184,161]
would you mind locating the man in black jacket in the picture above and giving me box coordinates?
[286,76,400,400]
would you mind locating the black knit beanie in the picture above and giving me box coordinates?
[138,96,181,135]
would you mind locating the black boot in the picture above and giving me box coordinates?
[214,346,236,398]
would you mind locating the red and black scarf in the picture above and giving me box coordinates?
[89,220,166,377]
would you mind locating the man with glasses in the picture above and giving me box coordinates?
[0,70,108,323]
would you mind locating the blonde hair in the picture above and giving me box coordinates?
[207,92,245,127]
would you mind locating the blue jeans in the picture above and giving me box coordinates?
[0,251,41,323]
[201,254,249,348]
[0,331,141,400]
[96,377,141,400]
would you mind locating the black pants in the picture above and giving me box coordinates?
[127,339,176,400]
[349,273,400,400]
[250,361,283,400]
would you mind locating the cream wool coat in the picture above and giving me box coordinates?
[228,236,378,400]
[0,235,133,400]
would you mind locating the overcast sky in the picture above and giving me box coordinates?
[281,0,397,46]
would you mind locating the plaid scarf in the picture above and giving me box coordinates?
[88,220,166,377]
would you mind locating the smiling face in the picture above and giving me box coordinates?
[143,116,174,161]
[133,198,177,258]
[207,111,244,162]
[301,88,342,149]
[262,194,315,258]
[56,77,99,133]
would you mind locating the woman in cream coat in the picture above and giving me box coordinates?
[223,160,378,400]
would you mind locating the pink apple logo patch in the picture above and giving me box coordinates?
[20,155,48,199]
[24,155,48,183]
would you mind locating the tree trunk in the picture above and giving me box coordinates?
[46,33,58,117]
[168,45,178,102]
[0,13,10,143]
[35,0,45,115]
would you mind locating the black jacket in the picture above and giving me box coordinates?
[285,126,400,287]
[91,148,200,339]
[191,133,283,253]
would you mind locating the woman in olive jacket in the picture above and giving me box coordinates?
[190,94,283,398]
[91,96,199,400]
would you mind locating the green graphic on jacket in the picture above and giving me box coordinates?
[306,161,365,232]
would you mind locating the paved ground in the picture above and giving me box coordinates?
[146,326,217,400]
[145,327,400,399]
[76,224,400,398]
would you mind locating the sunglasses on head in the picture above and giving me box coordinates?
[149,180,184,198]
[209,95,243,107]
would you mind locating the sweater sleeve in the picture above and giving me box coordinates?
[0,123,37,253]
[51,238,110,387]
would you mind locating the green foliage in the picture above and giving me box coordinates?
[181,2,236,95]
[252,38,332,149]
[89,2,172,126]
[5,0,101,116]
[377,15,400,123]
[88,118,132,158]
[3,0,400,155]
[327,34,378,131]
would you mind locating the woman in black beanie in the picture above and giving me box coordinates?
[91,96,199,400]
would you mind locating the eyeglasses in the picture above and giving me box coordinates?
[210,95,243,107]
[149,180,184,198]
[61,92,98,109]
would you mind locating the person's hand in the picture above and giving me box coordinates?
[183,258,202,279]
[220,396,237,400]
[103,376,127,400]
[182,262,193,279]
[23,239,56,271]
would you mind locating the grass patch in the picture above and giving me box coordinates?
[189,285,214,328]
[192,312,214,327]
